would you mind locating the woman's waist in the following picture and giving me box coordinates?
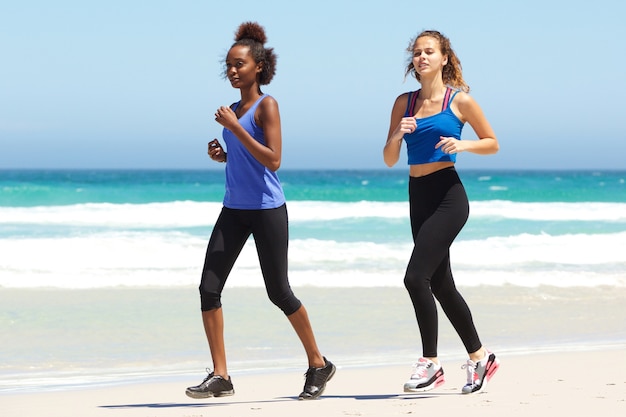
[409,161,455,178]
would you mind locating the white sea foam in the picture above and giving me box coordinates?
[1,231,624,289]
[470,200,626,222]
[2,200,624,289]
[1,200,625,228]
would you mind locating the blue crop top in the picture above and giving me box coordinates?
[403,87,464,165]
[222,94,286,210]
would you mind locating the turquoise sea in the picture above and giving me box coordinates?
[1,169,625,393]
[2,169,625,289]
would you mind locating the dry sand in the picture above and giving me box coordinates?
[2,347,624,417]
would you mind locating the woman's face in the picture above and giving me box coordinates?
[412,36,448,78]
[225,45,262,88]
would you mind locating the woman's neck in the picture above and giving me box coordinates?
[418,77,445,99]
[239,85,262,103]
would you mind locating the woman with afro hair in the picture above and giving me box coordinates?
[185,22,335,401]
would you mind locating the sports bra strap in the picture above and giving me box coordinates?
[441,87,452,111]
[405,90,419,117]
[407,87,458,116]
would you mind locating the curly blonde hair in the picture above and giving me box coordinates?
[405,30,469,93]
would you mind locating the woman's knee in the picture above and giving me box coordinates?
[267,289,301,316]
[199,287,222,311]
[431,281,460,306]
[404,272,430,294]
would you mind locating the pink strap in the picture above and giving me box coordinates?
[441,87,452,111]
[407,90,419,116]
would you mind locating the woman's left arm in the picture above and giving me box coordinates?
[254,96,283,170]
[219,96,283,171]
[439,93,499,155]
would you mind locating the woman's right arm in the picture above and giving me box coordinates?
[383,93,415,167]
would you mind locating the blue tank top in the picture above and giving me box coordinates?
[222,94,286,209]
[404,88,464,165]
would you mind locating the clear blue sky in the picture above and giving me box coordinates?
[2,0,624,170]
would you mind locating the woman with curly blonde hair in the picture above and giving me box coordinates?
[384,30,500,394]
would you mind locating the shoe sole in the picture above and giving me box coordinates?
[485,357,500,381]
[462,354,500,394]
[403,372,445,393]
[298,364,336,400]
[185,389,234,399]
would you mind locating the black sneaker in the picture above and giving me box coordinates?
[185,370,235,399]
[298,357,336,400]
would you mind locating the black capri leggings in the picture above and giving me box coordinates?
[404,167,482,357]
[199,203,302,316]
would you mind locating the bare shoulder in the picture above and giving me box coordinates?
[395,92,410,104]
[259,94,279,110]
[453,91,481,110]
[392,92,410,111]
[257,94,279,115]
[256,95,280,126]
[451,91,490,125]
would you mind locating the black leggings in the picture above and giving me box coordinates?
[199,203,302,316]
[404,167,482,357]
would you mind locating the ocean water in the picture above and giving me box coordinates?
[1,169,625,289]
[1,169,625,393]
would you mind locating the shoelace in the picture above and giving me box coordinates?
[201,368,215,383]
[303,367,317,384]
[410,360,429,378]
[461,360,477,384]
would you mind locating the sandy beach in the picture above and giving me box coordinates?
[3,170,626,416]
[2,347,624,417]
[2,285,626,417]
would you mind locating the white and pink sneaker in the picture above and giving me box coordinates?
[461,350,500,394]
[403,357,445,392]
